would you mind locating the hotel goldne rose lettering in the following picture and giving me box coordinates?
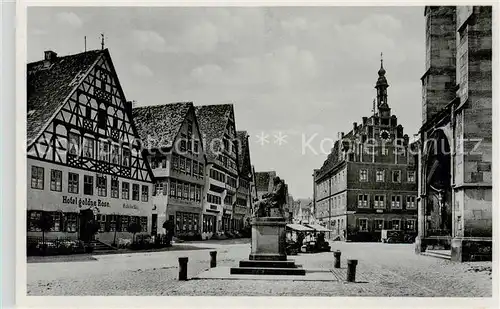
[62,196,110,208]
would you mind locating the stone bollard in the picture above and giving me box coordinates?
[210,251,217,268]
[346,259,358,282]
[178,257,188,281]
[333,250,341,268]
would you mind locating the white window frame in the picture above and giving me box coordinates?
[391,195,402,209]
[376,170,385,182]
[391,219,401,230]
[374,194,385,209]
[357,194,369,208]
[407,171,416,183]
[374,218,384,230]
[392,170,401,183]
[359,169,368,182]
[358,218,369,231]
[406,196,416,209]
[406,219,416,231]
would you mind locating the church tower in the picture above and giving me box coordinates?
[375,54,391,118]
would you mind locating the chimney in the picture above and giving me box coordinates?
[341,132,344,138]
[43,50,57,67]
[125,101,133,115]
[362,117,368,125]
[353,122,358,131]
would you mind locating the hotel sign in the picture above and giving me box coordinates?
[62,196,110,208]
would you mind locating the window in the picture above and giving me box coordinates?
[406,196,416,209]
[31,166,44,189]
[97,175,107,197]
[122,182,129,199]
[141,185,149,202]
[391,195,402,209]
[183,183,189,199]
[172,154,179,170]
[98,108,107,129]
[50,169,62,192]
[111,145,120,164]
[120,216,129,232]
[109,215,117,232]
[83,137,94,158]
[132,184,140,201]
[68,172,79,194]
[140,217,148,232]
[359,219,368,231]
[407,171,416,183]
[357,194,369,208]
[122,148,131,167]
[376,170,385,182]
[194,141,199,154]
[51,212,61,232]
[177,181,182,198]
[193,161,198,178]
[392,219,401,230]
[155,183,163,196]
[195,186,201,202]
[84,175,93,195]
[199,163,204,178]
[28,211,42,231]
[406,219,416,231]
[170,181,176,197]
[111,177,119,198]
[98,141,109,162]
[186,159,192,175]
[180,157,185,172]
[190,184,195,201]
[382,148,389,156]
[97,214,106,232]
[68,132,80,155]
[374,219,384,230]
[374,195,385,208]
[359,169,368,182]
[66,213,77,232]
[392,170,401,183]
[180,134,187,152]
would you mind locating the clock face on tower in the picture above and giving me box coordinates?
[380,130,390,140]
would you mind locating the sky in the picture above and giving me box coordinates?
[28,6,425,199]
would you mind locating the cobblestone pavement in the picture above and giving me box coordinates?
[26,240,492,297]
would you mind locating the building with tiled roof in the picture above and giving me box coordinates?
[27,49,154,246]
[313,58,418,241]
[133,102,206,239]
[235,131,254,229]
[195,104,240,238]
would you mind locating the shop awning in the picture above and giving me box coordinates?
[305,224,332,232]
[286,224,314,232]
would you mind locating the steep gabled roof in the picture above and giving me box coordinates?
[255,171,276,192]
[236,130,252,179]
[27,49,104,145]
[132,102,192,150]
[195,104,233,162]
[316,140,341,180]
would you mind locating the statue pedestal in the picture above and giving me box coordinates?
[230,216,305,276]
[249,217,287,261]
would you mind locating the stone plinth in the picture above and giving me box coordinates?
[249,217,287,261]
[230,216,305,276]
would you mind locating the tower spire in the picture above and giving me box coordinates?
[375,53,389,112]
[101,33,105,50]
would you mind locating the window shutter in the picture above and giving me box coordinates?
[163,182,168,195]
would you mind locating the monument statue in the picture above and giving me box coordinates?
[253,176,286,218]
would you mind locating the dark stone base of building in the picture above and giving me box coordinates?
[415,236,492,262]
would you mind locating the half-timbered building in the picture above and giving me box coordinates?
[235,131,253,231]
[27,49,154,245]
[133,102,206,240]
[195,104,240,239]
